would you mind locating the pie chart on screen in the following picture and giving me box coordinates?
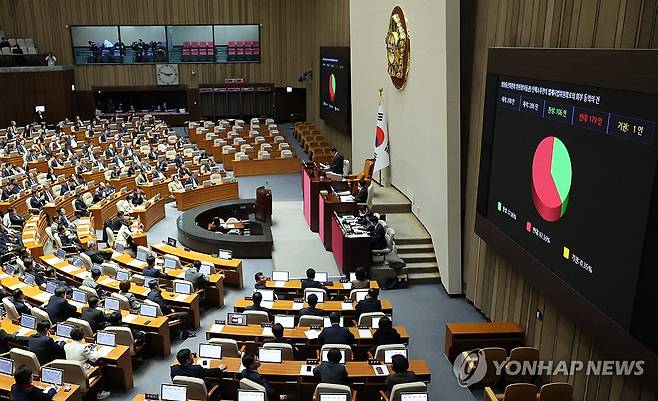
[531,136,572,222]
[329,73,336,102]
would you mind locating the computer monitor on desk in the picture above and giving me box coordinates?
[56,324,73,339]
[174,281,192,295]
[96,331,116,347]
[218,249,232,260]
[258,347,282,363]
[161,384,187,401]
[104,298,121,312]
[257,289,274,302]
[272,271,289,282]
[0,357,13,376]
[139,304,158,318]
[41,367,64,387]
[315,272,328,282]
[274,315,296,329]
[227,312,247,326]
[198,343,223,359]
[400,393,429,401]
[20,314,36,330]
[238,390,266,401]
[319,394,349,401]
[71,289,87,304]
[321,349,346,364]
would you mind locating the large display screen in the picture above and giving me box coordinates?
[319,46,351,134]
[479,75,658,330]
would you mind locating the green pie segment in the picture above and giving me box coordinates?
[531,136,572,222]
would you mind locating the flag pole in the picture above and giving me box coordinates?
[378,88,383,185]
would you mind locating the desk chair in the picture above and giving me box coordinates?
[208,338,244,357]
[105,326,140,356]
[79,285,99,300]
[357,312,386,327]
[101,263,118,277]
[480,347,508,386]
[320,344,353,361]
[48,359,102,393]
[105,228,116,248]
[313,383,355,401]
[381,382,427,401]
[110,293,132,310]
[484,383,538,401]
[53,233,78,255]
[65,317,94,338]
[244,310,270,325]
[538,383,573,401]
[131,274,145,286]
[173,376,220,401]
[240,379,269,400]
[31,307,52,325]
[10,348,41,373]
[372,344,407,362]
[79,253,93,271]
[262,342,294,360]
[506,347,540,384]
[163,254,184,269]
[299,315,323,327]
[2,298,20,321]
[349,289,369,301]
[372,232,395,264]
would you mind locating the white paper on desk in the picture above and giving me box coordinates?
[112,251,121,258]
[341,302,353,310]
[292,302,304,310]
[209,324,224,333]
[174,294,188,302]
[336,191,351,196]
[99,278,114,286]
[96,345,114,358]
[8,282,27,291]
[16,327,32,336]
[274,281,285,287]
[34,292,53,303]
[173,271,185,278]
[372,364,390,376]
[262,327,274,337]
[0,273,9,280]
[261,301,274,309]
[128,260,146,268]
[340,195,355,202]
[300,364,315,376]
[358,329,373,339]
[304,329,320,340]
[122,314,138,323]
[342,282,352,290]
[23,230,36,236]
[59,264,78,274]
[43,255,62,264]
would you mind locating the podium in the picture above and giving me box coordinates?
[256,186,272,223]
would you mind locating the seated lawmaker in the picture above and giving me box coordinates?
[185,260,210,290]
[263,323,298,355]
[298,293,326,317]
[11,365,57,401]
[245,291,272,321]
[313,348,348,385]
[355,288,382,317]
[318,312,354,345]
[354,179,369,203]
[369,214,387,250]
[328,148,344,175]
[143,255,166,279]
[45,286,77,323]
[385,354,418,395]
[81,296,110,332]
[351,266,370,289]
[74,192,90,217]
[170,348,226,383]
[369,316,402,353]
[254,272,268,290]
[241,353,291,401]
[118,280,140,310]
[28,320,65,365]
[11,289,32,315]
[301,267,324,289]
[147,280,196,338]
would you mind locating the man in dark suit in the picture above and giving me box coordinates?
[298,293,326,317]
[355,288,382,317]
[245,291,272,321]
[143,255,167,279]
[74,193,90,217]
[28,320,65,365]
[254,272,268,290]
[11,365,57,401]
[7,208,25,228]
[59,179,76,196]
[81,296,109,332]
[45,286,77,323]
[11,289,32,316]
[263,323,298,355]
[170,348,226,383]
[318,312,354,345]
[301,268,324,290]
[354,179,369,203]
[385,354,418,395]
[369,215,387,250]
[29,192,46,211]
[184,260,210,291]
[313,348,348,384]
[241,353,290,401]
[147,280,196,338]
[329,148,344,175]
[110,211,129,232]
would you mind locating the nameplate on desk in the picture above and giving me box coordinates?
[368,359,381,365]
[339,278,349,283]
[215,319,226,325]
[343,299,353,303]
[244,296,253,301]
[323,281,334,286]
[260,322,272,327]
[292,302,304,310]
[144,393,159,400]
[306,358,319,365]
[293,298,304,303]
[309,325,321,330]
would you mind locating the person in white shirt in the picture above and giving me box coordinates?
[64,327,111,400]
[115,221,135,248]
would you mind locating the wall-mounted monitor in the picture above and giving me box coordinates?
[475,48,658,383]
[320,46,351,134]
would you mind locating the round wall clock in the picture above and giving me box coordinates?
[385,6,410,90]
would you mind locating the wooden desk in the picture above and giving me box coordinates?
[82,169,107,185]
[319,192,358,251]
[89,190,130,230]
[302,167,344,232]
[0,319,134,392]
[110,175,137,192]
[133,197,166,231]
[139,179,171,199]
[264,279,379,297]
[233,298,393,319]
[0,372,82,401]
[151,243,244,288]
[110,252,225,308]
[22,213,49,257]
[44,185,96,220]
[0,192,31,217]
[0,154,24,168]
[331,214,371,274]
[27,159,49,173]
[444,322,525,362]
[39,254,201,330]
[54,165,75,178]
[172,181,239,211]
[233,157,301,177]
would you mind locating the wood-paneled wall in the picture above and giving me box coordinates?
[462,1,658,400]
[0,0,351,155]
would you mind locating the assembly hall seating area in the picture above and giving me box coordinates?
[293,122,334,165]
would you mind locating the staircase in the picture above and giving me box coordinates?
[369,186,441,285]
